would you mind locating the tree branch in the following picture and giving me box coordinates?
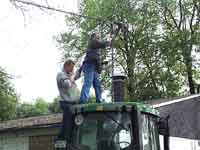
[178,0,183,29]
[10,0,99,21]
[163,9,173,28]
[117,45,128,61]
[190,1,196,34]
[165,7,180,30]
[194,0,200,25]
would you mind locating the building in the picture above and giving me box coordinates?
[148,94,200,139]
[147,94,200,150]
[0,114,62,150]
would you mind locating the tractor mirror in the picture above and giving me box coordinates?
[157,116,170,150]
[157,115,169,135]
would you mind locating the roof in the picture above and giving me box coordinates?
[144,94,200,108]
[73,102,159,116]
[153,94,200,139]
[0,113,62,132]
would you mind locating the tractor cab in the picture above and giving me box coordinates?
[55,102,169,150]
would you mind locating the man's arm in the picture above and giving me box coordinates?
[57,73,73,89]
[89,39,110,49]
[73,66,82,81]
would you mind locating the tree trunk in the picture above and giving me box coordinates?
[183,40,195,94]
[123,27,137,100]
[186,59,195,94]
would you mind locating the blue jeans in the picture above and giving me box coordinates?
[80,63,102,103]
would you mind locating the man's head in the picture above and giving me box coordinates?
[90,32,100,40]
[63,59,75,74]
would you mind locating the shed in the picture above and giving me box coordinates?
[147,94,200,139]
[0,114,62,150]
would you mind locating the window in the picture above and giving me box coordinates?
[73,112,132,150]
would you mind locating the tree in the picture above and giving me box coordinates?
[16,97,50,118]
[0,67,18,121]
[48,96,61,113]
[158,0,200,94]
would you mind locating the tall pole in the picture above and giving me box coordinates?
[111,43,114,78]
[110,23,115,101]
[110,23,121,101]
[111,39,114,102]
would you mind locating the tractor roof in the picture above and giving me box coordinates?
[72,102,159,116]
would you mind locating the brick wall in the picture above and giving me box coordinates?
[29,135,55,150]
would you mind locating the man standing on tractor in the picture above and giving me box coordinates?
[80,32,111,103]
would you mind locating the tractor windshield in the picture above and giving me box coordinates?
[72,112,132,150]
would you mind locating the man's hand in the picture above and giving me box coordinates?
[106,34,114,47]
[102,61,109,65]
[107,34,112,41]
[68,72,77,85]
[70,77,76,85]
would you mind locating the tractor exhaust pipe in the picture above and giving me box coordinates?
[112,74,127,102]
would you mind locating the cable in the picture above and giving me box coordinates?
[12,0,105,22]
[12,0,126,28]
[110,24,122,101]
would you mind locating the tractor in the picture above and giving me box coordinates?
[54,102,169,150]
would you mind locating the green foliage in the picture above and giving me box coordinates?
[0,67,18,121]
[16,97,50,118]
[48,96,61,113]
[56,0,200,101]
[158,0,200,94]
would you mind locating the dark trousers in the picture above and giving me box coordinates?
[57,101,73,142]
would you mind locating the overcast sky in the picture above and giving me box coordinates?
[0,0,79,102]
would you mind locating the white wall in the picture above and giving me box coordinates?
[160,136,200,150]
[0,137,28,150]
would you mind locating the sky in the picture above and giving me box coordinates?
[0,0,79,102]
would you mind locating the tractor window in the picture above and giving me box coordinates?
[141,114,160,150]
[73,112,132,150]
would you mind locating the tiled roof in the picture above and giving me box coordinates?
[0,113,62,132]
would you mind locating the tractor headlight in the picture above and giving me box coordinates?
[75,114,84,125]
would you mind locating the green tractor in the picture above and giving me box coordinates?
[54,102,169,150]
